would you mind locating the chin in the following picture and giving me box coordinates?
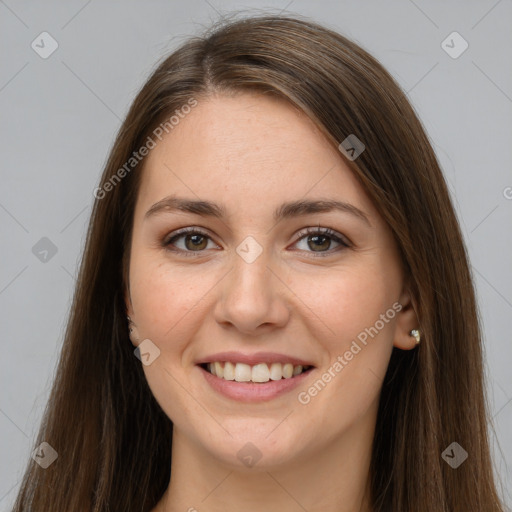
[197,420,305,470]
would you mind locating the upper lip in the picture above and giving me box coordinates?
[196,351,315,367]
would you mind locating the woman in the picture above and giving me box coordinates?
[12,13,506,512]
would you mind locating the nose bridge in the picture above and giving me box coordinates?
[214,234,289,331]
[230,235,274,305]
[234,241,270,291]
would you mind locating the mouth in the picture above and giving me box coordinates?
[199,361,314,383]
[197,359,316,402]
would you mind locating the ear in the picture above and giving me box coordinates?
[124,286,142,347]
[393,285,420,351]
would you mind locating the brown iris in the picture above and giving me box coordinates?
[184,233,208,251]
[308,234,330,252]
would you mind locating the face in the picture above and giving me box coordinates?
[125,92,417,470]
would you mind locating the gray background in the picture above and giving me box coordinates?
[1,0,511,509]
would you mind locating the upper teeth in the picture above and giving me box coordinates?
[206,362,310,382]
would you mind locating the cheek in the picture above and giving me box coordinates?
[129,252,213,343]
[289,262,399,347]
[289,263,398,410]
[128,255,212,425]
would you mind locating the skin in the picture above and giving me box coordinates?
[125,92,419,512]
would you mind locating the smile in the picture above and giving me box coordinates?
[201,361,313,383]
[198,361,315,402]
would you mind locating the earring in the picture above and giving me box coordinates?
[127,316,140,344]
[410,329,421,345]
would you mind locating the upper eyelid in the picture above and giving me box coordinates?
[164,227,217,244]
[295,226,350,246]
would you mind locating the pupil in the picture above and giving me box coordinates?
[186,234,207,250]
[309,235,329,251]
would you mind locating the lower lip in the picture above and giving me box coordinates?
[199,365,314,403]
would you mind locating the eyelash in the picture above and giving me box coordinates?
[162,226,350,258]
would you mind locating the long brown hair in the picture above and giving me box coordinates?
[12,13,506,512]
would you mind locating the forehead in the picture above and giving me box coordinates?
[135,92,378,221]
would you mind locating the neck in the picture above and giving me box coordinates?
[156,410,376,512]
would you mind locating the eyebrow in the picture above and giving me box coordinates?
[144,195,371,226]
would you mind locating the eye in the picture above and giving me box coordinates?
[292,226,350,257]
[162,226,350,257]
[162,227,219,256]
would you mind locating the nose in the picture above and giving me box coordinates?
[213,246,291,335]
